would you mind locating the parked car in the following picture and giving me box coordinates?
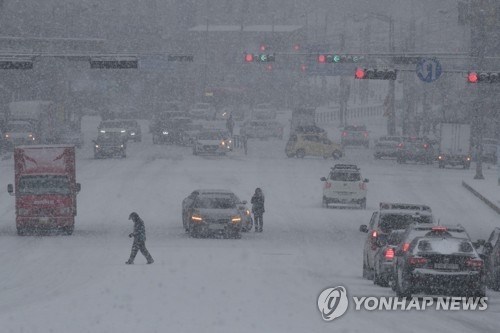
[397,136,436,164]
[320,164,368,209]
[394,236,485,297]
[181,189,251,238]
[373,229,405,287]
[285,133,343,159]
[252,103,277,120]
[93,132,127,159]
[240,120,284,140]
[341,124,369,148]
[373,135,402,159]
[192,130,228,155]
[359,202,434,280]
[477,227,500,291]
[3,120,36,148]
[188,102,216,120]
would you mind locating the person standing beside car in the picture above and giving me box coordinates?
[251,188,265,232]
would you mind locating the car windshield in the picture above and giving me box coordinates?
[330,172,361,181]
[7,123,32,132]
[194,196,236,209]
[100,121,125,128]
[197,132,221,140]
[18,175,71,195]
[415,238,474,255]
[379,214,432,233]
[193,103,209,109]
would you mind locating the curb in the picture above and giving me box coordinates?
[462,181,500,215]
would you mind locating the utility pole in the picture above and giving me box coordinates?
[387,16,396,135]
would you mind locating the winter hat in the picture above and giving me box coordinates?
[129,212,139,220]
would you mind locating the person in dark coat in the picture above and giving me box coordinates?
[226,113,235,136]
[126,212,154,264]
[251,188,265,232]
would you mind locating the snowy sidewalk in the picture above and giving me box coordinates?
[462,175,500,215]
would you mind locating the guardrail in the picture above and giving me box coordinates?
[315,105,385,124]
[462,181,500,215]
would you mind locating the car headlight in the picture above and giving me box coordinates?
[100,130,106,133]
[4,133,9,138]
[18,208,30,216]
[59,207,71,215]
[162,131,169,135]
[221,141,226,146]
[245,209,250,216]
[191,214,203,223]
[120,144,124,148]
[28,133,33,138]
[130,132,136,136]
[95,144,100,148]
[121,130,126,133]
[231,216,241,223]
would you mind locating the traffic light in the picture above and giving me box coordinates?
[355,68,397,80]
[467,71,500,83]
[90,56,138,69]
[317,54,363,63]
[292,43,300,51]
[260,44,268,51]
[243,53,275,63]
[0,57,33,69]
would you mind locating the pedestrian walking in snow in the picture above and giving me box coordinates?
[126,212,154,264]
[251,188,265,232]
[226,113,235,136]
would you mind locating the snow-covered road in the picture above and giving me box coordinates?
[0,115,498,333]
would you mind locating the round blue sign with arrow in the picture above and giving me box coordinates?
[416,57,442,83]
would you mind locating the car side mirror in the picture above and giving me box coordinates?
[320,177,327,181]
[359,225,368,233]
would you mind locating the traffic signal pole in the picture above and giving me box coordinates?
[387,16,396,136]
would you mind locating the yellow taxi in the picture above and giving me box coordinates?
[285,133,343,159]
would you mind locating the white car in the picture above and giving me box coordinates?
[320,164,369,209]
[97,120,128,141]
[193,130,228,155]
[3,121,37,147]
[188,103,216,120]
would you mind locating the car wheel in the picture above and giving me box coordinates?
[16,227,26,236]
[438,162,445,169]
[322,196,328,208]
[362,259,370,279]
[489,271,500,291]
[64,225,74,236]
[332,151,342,160]
[296,149,306,158]
[189,223,199,238]
[396,269,412,298]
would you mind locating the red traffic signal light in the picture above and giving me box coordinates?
[293,43,300,51]
[355,68,366,79]
[245,53,254,62]
[318,55,326,63]
[467,72,478,83]
[260,44,267,51]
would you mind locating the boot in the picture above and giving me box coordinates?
[125,260,134,264]
[147,258,154,264]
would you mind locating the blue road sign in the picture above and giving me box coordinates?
[416,57,442,83]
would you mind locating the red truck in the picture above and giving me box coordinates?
[7,145,81,235]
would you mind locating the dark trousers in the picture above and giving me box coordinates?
[129,241,153,262]
[254,214,263,231]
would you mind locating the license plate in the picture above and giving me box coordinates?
[434,263,459,270]
[209,224,225,230]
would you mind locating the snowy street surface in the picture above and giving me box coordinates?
[0,114,499,333]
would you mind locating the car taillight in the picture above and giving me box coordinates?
[403,243,410,252]
[423,143,429,149]
[371,230,377,238]
[363,131,368,138]
[398,143,404,148]
[407,257,427,266]
[432,227,447,232]
[342,131,347,137]
[359,182,366,190]
[385,248,395,259]
[324,182,331,189]
[466,259,483,270]
[438,155,444,160]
